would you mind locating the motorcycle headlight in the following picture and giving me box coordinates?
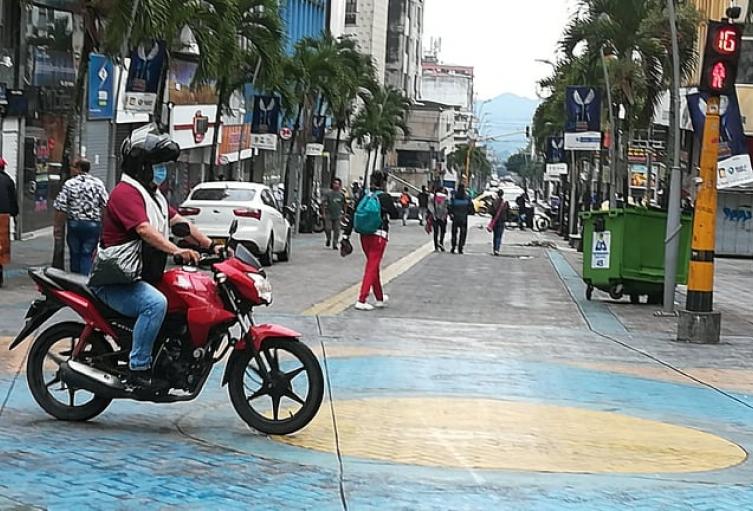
[248,273,273,304]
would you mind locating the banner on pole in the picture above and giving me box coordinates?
[124,41,167,112]
[252,96,280,134]
[564,86,602,151]
[687,91,753,189]
[546,136,565,163]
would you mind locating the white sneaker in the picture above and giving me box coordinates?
[375,295,389,308]
[355,302,375,311]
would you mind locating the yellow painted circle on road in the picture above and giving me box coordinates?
[278,397,746,473]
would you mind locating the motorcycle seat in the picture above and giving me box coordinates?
[43,268,123,319]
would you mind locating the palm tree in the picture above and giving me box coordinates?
[278,35,341,205]
[448,144,493,187]
[326,39,377,178]
[561,0,700,134]
[206,0,284,180]
[350,86,410,184]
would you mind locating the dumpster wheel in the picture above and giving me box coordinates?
[608,284,624,301]
[586,284,594,301]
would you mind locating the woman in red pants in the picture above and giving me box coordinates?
[341,171,398,311]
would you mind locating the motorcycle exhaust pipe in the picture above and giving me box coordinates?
[60,360,126,397]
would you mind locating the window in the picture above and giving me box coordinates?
[345,0,357,25]
[190,188,256,202]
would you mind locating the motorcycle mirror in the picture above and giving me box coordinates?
[171,222,191,238]
[229,219,238,237]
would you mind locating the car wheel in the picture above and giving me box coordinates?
[260,233,274,266]
[277,230,292,262]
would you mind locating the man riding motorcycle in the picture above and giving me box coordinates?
[91,124,218,389]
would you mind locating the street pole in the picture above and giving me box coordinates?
[600,47,617,209]
[568,150,578,238]
[677,96,721,343]
[662,0,683,313]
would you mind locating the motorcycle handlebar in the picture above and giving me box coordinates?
[172,244,228,267]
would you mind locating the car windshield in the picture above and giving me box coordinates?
[191,188,256,202]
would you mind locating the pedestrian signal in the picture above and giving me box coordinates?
[700,21,743,95]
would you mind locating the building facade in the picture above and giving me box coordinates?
[385,0,423,99]
[341,0,389,82]
[420,60,475,149]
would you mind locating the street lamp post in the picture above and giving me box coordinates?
[662,0,683,313]
[600,46,617,209]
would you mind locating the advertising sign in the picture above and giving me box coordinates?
[251,133,278,150]
[252,96,280,134]
[565,86,602,151]
[591,231,611,269]
[87,53,114,119]
[688,91,753,189]
[124,41,167,111]
[306,143,324,157]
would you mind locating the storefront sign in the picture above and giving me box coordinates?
[564,132,602,151]
[124,41,167,111]
[545,163,568,177]
[87,53,114,120]
[219,124,252,162]
[251,133,278,151]
[718,154,753,189]
[306,143,324,157]
[170,104,217,149]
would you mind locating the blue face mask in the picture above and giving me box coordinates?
[152,164,168,186]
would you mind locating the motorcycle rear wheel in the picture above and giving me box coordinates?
[27,322,114,422]
[228,338,324,435]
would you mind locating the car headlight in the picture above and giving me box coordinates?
[248,273,273,303]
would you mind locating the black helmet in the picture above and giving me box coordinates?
[120,123,180,182]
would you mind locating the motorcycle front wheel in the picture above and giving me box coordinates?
[228,338,324,435]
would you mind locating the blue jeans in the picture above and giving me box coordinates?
[67,220,101,275]
[92,282,167,371]
[493,226,505,253]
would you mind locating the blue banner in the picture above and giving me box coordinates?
[124,40,167,111]
[87,53,114,120]
[252,95,281,134]
[687,92,747,160]
[312,115,327,143]
[546,136,565,163]
[565,86,601,133]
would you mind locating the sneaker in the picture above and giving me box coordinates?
[325,240,331,248]
[375,295,389,308]
[459,249,464,255]
[450,247,456,254]
[439,245,446,252]
[355,302,375,311]
[333,244,339,251]
[493,251,500,256]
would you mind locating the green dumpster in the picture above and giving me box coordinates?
[580,208,692,304]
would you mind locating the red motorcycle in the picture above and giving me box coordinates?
[10,221,323,435]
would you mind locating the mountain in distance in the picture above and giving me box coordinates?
[478,93,539,162]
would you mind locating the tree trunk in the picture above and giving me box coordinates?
[363,149,372,185]
[331,126,342,179]
[54,8,95,270]
[283,104,304,206]
[207,78,227,182]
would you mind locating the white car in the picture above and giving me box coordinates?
[178,182,291,266]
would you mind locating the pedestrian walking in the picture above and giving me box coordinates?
[418,185,429,226]
[0,158,19,287]
[342,171,398,311]
[487,189,509,256]
[322,178,346,250]
[449,184,475,255]
[399,187,412,226]
[516,193,528,230]
[429,186,449,251]
[53,159,109,275]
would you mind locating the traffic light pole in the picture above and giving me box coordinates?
[677,96,722,343]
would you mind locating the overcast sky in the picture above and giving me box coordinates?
[423,0,578,100]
